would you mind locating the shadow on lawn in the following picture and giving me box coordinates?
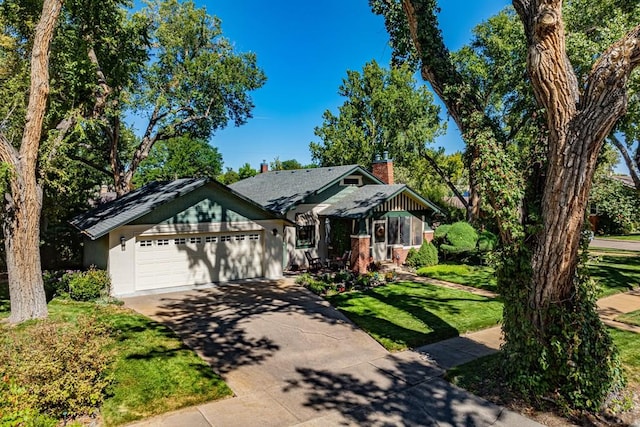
[282,357,503,426]
[589,255,640,293]
[124,279,358,376]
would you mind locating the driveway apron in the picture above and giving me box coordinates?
[123,278,540,426]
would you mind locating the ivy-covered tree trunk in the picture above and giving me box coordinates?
[0,0,63,323]
[387,0,640,410]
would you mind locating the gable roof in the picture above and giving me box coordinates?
[71,178,284,240]
[228,164,383,214]
[319,184,444,219]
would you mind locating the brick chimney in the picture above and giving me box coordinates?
[260,160,268,173]
[372,151,394,184]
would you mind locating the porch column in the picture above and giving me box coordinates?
[423,229,434,243]
[350,234,371,274]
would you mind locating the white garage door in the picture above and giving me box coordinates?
[135,232,263,291]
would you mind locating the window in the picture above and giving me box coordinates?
[341,175,362,186]
[220,235,231,242]
[139,240,153,247]
[156,239,169,246]
[235,234,246,241]
[249,234,260,241]
[386,216,423,247]
[189,237,202,244]
[205,236,217,243]
[296,225,315,248]
[174,238,186,245]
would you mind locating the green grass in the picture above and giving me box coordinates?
[609,328,640,385]
[587,254,640,297]
[1,298,232,426]
[327,280,502,351]
[416,264,497,292]
[448,328,640,400]
[616,310,640,328]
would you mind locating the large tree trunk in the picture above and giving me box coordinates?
[515,0,640,328]
[0,0,63,323]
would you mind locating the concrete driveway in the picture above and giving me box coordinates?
[123,278,540,426]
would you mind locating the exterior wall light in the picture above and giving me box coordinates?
[120,236,126,251]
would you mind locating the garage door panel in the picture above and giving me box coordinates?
[134,232,262,291]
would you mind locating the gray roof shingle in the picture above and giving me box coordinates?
[229,165,381,214]
[70,178,209,239]
[319,184,442,219]
[71,178,283,240]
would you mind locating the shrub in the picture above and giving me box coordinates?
[477,230,498,252]
[439,221,478,255]
[68,268,111,301]
[0,316,114,420]
[433,224,451,241]
[405,241,439,268]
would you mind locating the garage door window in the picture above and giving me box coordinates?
[174,238,186,245]
[157,239,169,246]
[139,240,152,247]
[205,236,217,243]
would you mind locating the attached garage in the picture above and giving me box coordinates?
[134,231,264,291]
[71,178,288,296]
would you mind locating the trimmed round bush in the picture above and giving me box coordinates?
[433,224,451,241]
[438,221,478,255]
[405,241,438,268]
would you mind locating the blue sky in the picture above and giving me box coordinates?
[201,1,510,171]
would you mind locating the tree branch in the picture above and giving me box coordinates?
[609,133,640,191]
[68,153,112,177]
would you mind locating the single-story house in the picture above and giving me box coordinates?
[229,155,444,273]
[72,156,444,296]
[71,178,290,296]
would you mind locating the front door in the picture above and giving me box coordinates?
[372,220,387,261]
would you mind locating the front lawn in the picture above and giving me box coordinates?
[0,297,232,426]
[327,280,502,351]
[414,253,640,298]
[416,264,496,292]
[587,253,640,297]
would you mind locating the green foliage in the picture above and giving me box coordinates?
[310,59,444,168]
[67,268,111,302]
[238,163,257,180]
[590,176,640,235]
[433,224,451,241]
[0,316,114,420]
[438,221,478,255]
[477,230,498,252]
[217,167,240,185]
[499,245,625,412]
[405,241,438,268]
[133,137,223,186]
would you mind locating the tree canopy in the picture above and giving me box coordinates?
[133,137,222,186]
[310,59,443,167]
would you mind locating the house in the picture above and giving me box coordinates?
[71,178,290,296]
[72,156,443,296]
[229,155,444,273]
